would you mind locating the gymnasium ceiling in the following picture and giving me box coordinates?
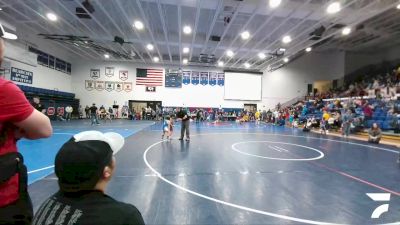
[0,0,399,72]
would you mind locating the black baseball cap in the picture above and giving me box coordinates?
[55,131,124,192]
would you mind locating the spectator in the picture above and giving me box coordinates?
[145,106,152,120]
[0,35,53,225]
[32,131,145,225]
[255,110,261,125]
[362,101,373,123]
[78,105,83,119]
[65,105,73,121]
[108,107,114,119]
[368,123,382,144]
[342,109,353,138]
[85,105,90,119]
[90,103,99,125]
[141,108,146,120]
[322,110,330,130]
[56,111,66,122]
[32,96,46,114]
[333,111,342,128]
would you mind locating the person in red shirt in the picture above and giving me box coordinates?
[362,101,373,125]
[0,37,53,224]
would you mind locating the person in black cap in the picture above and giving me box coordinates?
[32,131,145,225]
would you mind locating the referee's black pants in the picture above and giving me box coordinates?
[180,120,190,139]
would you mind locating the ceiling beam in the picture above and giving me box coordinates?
[229,0,315,68]
[136,0,164,63]
[72,0,137,61]
[33,0,106,59]
[252,0,359,70]
[3,0,99,60]
[178,4,182,65]
[0,6,96,60]
[93,1,146,63]
[113,0,150,63]
[261,0,396,71]
[256,0,364,70]
[199,0,223,54]
[210,2,241,56]
[156,0,172,62]
[188,0,201,62]
[219,0,285,65]
[52,0,127,60]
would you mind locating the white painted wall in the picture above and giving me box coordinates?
[3,39,73,92]
[262,51,345,109]
[72,61,263,109]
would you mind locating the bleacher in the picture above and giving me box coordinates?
[17,84,80,119]
[300,98,399,131]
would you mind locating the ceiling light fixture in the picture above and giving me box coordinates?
[226,50,234,57]
[279,48,286,52]
[183,26,192,34]
[46,13,58,21]
[183,47,189,54]
[153,57,159,62]
[0,24,18,40]
[244,62,250,69]
[269,0,282,8]
[218,61,224,67]
[342,27,351,35]
[283,57,289,63]
[327,2,341,14]
[183,58,188,64]
[282,35,292,44]
[146,44,154,51]
[134,20,144,30]
[306,47,312,52]
[397,4,400,9]
[241,31,250,40]
[258,52,266,59]
[104,54,109,59]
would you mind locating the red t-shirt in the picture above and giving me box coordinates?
[0,78,34,206]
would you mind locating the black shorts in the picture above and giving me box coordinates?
[0,191,32,225]
[0,152,32,225]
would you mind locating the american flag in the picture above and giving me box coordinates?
[136,68,163,86]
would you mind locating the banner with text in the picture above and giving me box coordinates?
[11,67,33,84]
[200,72,209,85]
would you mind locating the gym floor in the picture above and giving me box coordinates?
[27,120,400,225]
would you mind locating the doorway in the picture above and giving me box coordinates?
[244,104,257,112]
[129,100,162,113]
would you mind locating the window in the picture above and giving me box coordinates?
[49,55,55,69]
[29,46,71,75]
[66,63,71,74]
[38,52,49,66]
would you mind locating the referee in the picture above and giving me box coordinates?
[177,108,190,141]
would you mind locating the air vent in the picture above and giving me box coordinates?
[331,23,345,29]
[76,0,95,19]
[198,54,216,63]
[309,26,326,40]
[76,7,91,19]
[210,36,221,42]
